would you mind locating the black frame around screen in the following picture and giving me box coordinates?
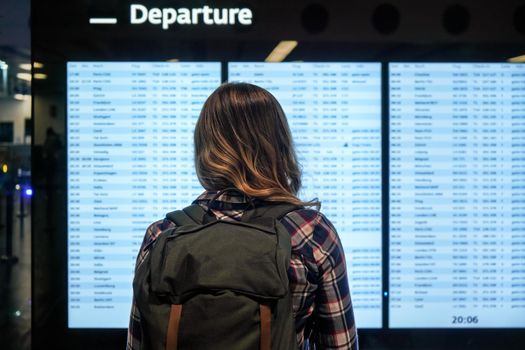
[33,59,525,350]
[31,1,525,349]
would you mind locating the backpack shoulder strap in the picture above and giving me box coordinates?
[245,203,303,222]
[264,203,303,220]
[165,204,212,226]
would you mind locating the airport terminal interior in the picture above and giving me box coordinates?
[1,0,525,349]
[0,0,31,349]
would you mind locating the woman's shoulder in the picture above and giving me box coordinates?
[139,218,176,251]
[281,207,339,249]
[134,217,177,267]
[282,207,334,229]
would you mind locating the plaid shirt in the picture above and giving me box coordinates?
[127,190,358,350]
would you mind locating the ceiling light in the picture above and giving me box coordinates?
[14,94,28,101]
[34,73,47,80]
[17,72,31,81]
[19,63,32,70]
[265,40,298,62]
[33,62,44,69]
[508,54,525,63]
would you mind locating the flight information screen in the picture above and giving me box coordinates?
[229,62,383,328]
[67,62,221,328]
[389,63,525,328]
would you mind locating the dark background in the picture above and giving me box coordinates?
[30,0,525,349]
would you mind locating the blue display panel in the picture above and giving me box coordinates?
[229,62,383,328]
[389,63,525,328]
[67,62,221,328]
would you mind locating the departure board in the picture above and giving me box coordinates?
[67,62,221,328]
[229,62,383,328]
[389,63,525,328]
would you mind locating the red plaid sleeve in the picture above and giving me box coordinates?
[282,209,358,350]
[126,218,175,350]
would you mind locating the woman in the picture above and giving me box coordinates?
[127,82,358,349]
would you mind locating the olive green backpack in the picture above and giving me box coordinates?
[133,195,300,350]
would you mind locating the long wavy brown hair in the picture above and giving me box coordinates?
[194,82,315,206]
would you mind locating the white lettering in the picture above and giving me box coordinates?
[202,5,214,25]
[130,4,148,24]
[148,8,162,25]
[229,8,240,24]
[178,8,191,24]
[191,8,203,24]
[128,4,253,28]
[238,8,252,25]
[162,8,177,29]
[213,8,228,25]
